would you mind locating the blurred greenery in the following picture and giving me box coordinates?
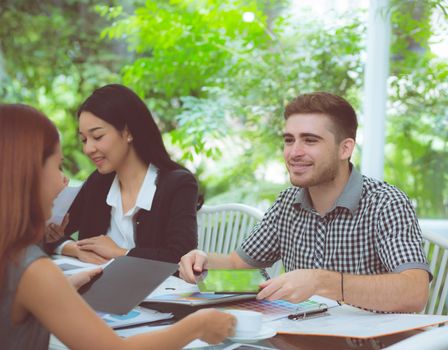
[0,0,446,217]
[0,0,124,178]
[386,0,448,217]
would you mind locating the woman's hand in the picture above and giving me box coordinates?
[67,268,103,290]
[76,249,110,264]
[187,309,236,344]
[77,235,127,259]
[45,214,69,243]
[62,241,109,264]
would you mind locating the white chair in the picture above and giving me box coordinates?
[371,225,448,350]
[422,230,448,315]
[197,203,283,277]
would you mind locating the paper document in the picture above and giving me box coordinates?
[273,303,448,339]
[223,345,276,350]
[115,325,211,348]
[48,185,82,225]
[98,306,172,329]
[52,256,111,275]
[146,276,200,299]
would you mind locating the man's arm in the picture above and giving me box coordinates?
[258,268,429,313]
[342,269,429,312]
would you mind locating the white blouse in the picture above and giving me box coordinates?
[55,164,158,254]
[105,164,158,249]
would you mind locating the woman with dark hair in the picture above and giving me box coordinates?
[48,84,199,264]
[0,103,235,350]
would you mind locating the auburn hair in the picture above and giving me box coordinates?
[284,92,358,142]
[0,104,59,283]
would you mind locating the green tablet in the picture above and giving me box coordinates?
[197,269,269,294]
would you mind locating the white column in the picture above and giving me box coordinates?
[361,0,391,180]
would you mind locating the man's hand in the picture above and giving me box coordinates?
[178,249,208,283]
[68,268,103,290]
[77,235,127,260]
[45,214,69,243]
[257,269,319,303]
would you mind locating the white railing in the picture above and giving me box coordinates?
[419,219,448,236]
[419,219,448,315]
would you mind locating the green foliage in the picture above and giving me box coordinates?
[0,0,123,179]
[386,0,448,217]
[101,0,365,205]
[0,0,446,217]
[98,0,269,127]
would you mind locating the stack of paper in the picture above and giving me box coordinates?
[273,303,448,339]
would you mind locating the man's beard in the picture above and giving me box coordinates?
[290,160,338,188]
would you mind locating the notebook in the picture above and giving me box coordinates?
[144,292,256,307]
[79,256,178,314]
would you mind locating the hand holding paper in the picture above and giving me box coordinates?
[45,213,69,243]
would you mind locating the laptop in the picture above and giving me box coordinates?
[79,255,178,315]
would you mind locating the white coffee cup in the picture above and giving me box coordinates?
[225,309,263,338]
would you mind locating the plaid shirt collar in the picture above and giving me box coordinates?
[293,163,363,216]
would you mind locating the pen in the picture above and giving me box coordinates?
[287,307,328,320]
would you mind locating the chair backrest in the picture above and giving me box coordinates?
[197,203,263,254]
[197,203,283,277]
[422,230,448,315]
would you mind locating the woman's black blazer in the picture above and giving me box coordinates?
[49,168,198,263]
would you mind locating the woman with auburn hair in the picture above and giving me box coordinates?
[0,104,235,350]
[46,84,199,264]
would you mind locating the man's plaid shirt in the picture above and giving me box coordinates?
[237,167,430,276]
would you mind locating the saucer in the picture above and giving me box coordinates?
[229,326,276,343]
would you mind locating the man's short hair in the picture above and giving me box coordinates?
[284,92,358,142]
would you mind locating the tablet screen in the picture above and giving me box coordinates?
[197,269,269,294]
